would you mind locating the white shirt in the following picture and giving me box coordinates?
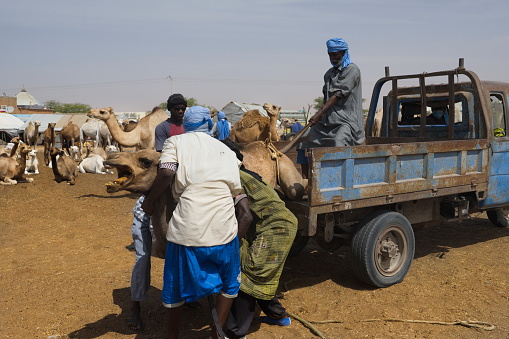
[160,132,241,246]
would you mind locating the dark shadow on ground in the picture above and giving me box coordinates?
[281,215,509,292]
[66,287,220,338]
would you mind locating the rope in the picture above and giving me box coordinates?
[264,137,283,186]
[287,312,327,339]
[361,318,495,331]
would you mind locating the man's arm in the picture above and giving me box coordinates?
[309,95,339,125]
[234,197,253,240]
[154,122,169,152]
[141,168,175,215]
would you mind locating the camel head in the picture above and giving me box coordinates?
[50,147,65,158]
[34,120,41,127]
[10,137,20,144]
[88,107,114,121]
[19,145,31,156]
[263,103,282,118]
[280,118,295,128]
[48,122,56,129]
[104,149,160,194]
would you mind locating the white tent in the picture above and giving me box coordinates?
[0,113,24,142]
[220,102,269,124]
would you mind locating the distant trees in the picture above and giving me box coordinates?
[45,100,91,113]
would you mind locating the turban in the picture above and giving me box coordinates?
[167,93,187,110]
[326,38,352,69]
[217,111,226,119]
[183,106,213,134]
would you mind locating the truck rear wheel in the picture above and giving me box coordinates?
[487,208,509,227]
[351,211,415,288]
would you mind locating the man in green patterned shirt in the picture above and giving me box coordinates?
[222,140,298,339]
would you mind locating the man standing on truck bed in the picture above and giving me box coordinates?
[297,37,365,177]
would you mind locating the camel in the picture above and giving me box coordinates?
[103,140,307,256]
[78,155,113,174]
[0,137,21,157]
[87,106,168,150]
[83,143,117,160]
[60,121,81,154]
[24,121,41,149]
[50,147,78,185]
[122,120,138,132]
[229,103,281,143]
[24,149,39,175]
[277,118,296,139]
[43,123,57,166]
[80,117,111,150]
[239,140,307,201]
[0,144,34,185]
[69,145,81,161]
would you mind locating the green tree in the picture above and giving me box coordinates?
[313,96,324,110]
[45,100,91,113]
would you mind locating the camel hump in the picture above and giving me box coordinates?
[237,110,269,128]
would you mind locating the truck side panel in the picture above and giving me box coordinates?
[309,140,489,207]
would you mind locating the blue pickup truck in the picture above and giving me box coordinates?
[287,59,509,288]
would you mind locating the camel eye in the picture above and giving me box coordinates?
[139,158,153,169]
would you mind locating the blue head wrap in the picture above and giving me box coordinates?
[326,38,352,69]
[215,111,230,140]
[183,106,213,134]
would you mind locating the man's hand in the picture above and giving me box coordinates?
[309,111,324,125]
[141,199,154,216]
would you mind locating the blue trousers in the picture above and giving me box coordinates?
[131,199,152,301]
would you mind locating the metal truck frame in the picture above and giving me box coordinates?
[287,59,509,287]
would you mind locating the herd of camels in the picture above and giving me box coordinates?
[0,104,308,203]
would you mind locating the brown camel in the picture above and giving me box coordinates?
[88,107,168,150]
[0,137,21,157]
[230,103,281,143]
[104,149,170,258]
[43,123,57,166]
[60,121,81,154]
[0,144,34,185]
[50,147,78,185]
[122,120,138,132]
[240,140,307,201]
[24,121,41,149]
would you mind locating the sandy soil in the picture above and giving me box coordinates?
[1,150,508,339]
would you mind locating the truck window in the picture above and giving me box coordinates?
[491,93,506,137]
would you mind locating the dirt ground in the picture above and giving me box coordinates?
[1,149,508,339]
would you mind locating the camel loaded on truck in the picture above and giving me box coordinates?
[285,58,509,288]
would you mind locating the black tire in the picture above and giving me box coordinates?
[289,234,310,256]
[351,210,415,288]
[487,208,509,227]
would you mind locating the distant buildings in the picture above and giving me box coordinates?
[0,88,52,115]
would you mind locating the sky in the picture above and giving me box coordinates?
[3,0,509,113]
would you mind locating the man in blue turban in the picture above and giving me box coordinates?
[212,111,232,140]
[297,38,365,178]
[142,105,242,338]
